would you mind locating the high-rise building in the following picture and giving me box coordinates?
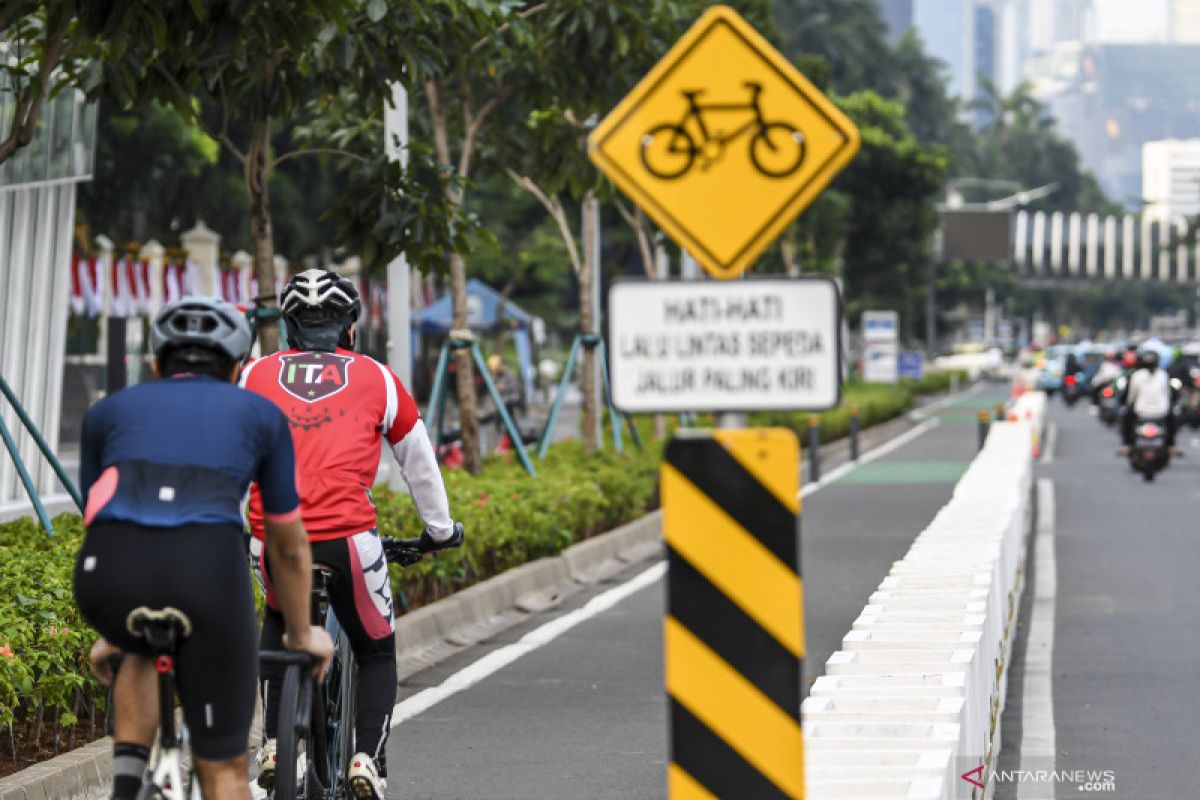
[1169,0,1200,43]
[1034,44,1200,205]
[878,0,985,116]
[1143,139,1200,222]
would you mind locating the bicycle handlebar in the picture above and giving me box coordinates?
[381,522,465,566]
[259,650,316,668]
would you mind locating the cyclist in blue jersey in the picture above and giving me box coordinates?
[74,297,333,800]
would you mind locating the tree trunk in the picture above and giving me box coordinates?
[246,117,281,353]
[579,192,600,452]
[449,251,482,474]
[781,235,798,276]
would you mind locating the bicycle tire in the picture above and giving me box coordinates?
[639,123,696,180]
[750,122,805,178]
[274,665,304,800]
[305,677,329,800]
[332,638,358,793]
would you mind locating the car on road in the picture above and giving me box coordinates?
[1034,344,1073,395]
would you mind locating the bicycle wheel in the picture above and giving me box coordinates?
[750,122,805,178]
[330,638,358,794]
[639,124,696,180]
[274,665,304,800]
[305,678,330,799]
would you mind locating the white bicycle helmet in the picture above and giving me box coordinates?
[279,268,360,351]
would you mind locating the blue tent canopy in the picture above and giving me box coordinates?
[414,278,532,334]
[412,279,537,402]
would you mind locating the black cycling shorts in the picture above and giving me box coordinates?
[74,521,258,761]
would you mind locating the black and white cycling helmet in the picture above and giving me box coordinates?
[279,268,360,351]
[150,296,251,364]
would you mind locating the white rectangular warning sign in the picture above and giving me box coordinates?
[607,278,842,413]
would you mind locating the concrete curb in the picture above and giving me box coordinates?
[394,511,663,680]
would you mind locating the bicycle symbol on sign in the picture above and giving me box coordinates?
[639,82,806,180]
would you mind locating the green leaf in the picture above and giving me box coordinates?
[367,0,387,23]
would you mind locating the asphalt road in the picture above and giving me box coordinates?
[384,386,1011,798]
[998,396,1200,800]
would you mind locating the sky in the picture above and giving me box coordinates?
[1092,0,1169,43]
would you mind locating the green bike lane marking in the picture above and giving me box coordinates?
[831,460,970,485]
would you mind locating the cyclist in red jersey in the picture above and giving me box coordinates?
[242,269,462,799]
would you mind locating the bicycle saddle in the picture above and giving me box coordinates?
[125,606,193,651]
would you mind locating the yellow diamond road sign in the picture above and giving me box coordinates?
[589,5,860,280]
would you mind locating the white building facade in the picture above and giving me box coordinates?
[1143,139,1200,223]
[0,87,97,519]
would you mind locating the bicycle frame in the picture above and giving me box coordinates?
[675,83,768,149]
[301,572,358,799]
[146,742,196,800]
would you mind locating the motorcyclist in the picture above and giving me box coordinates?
[1121,349,1178,456]
[1064,350,1082,379]
[1091,351,1123,404]
[1094,350,1122,386]
[1168,347,1191,385]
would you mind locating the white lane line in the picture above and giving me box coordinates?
[249,562,669,797]
[800,418,941,498]
[391,560,667,726]
[1042,421,1058,463]
[1018,478,1057,800]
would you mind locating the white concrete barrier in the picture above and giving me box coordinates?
[806,405,1043,799]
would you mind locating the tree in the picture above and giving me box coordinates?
[771,0,895,96]
[0,0,104,164]
[78,101,219,241]
[98,0,405,352]
[831,91,948,329]
[969,80,1118,215]
[502,0,773,450]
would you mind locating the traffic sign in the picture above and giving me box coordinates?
[589,5,860,280]
[608,278,842,413]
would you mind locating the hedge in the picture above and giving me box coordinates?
[0,370,962,773]
[750,370,968,443]
[0,436,665,774]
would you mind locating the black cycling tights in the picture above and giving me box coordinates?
[259,539,397,775]
[74,521,258,762]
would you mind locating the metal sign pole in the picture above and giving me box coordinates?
[385,82,412,491]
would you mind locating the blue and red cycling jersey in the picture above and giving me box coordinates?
[79,375,300,528]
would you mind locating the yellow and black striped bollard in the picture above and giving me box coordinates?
[662,428,804,798]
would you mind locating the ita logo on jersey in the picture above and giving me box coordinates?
[277,352,353,402]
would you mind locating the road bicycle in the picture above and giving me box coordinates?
[264,534,444,800]
[639,81,806,180]
[124,606,201,800]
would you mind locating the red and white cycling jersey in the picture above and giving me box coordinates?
[242,347,451,542]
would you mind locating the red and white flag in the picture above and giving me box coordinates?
[110,257,134,318]
[69,254,86,316]
[84,257,104,317]
[162,260,182,305]
[131,258,152,316]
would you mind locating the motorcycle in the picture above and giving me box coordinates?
[1061,371,1088,407]
[1173,374,1200,429]
[1097,381,1120,427]
[1129,417,1171,482]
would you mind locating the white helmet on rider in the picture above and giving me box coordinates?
[279,268,360,352]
